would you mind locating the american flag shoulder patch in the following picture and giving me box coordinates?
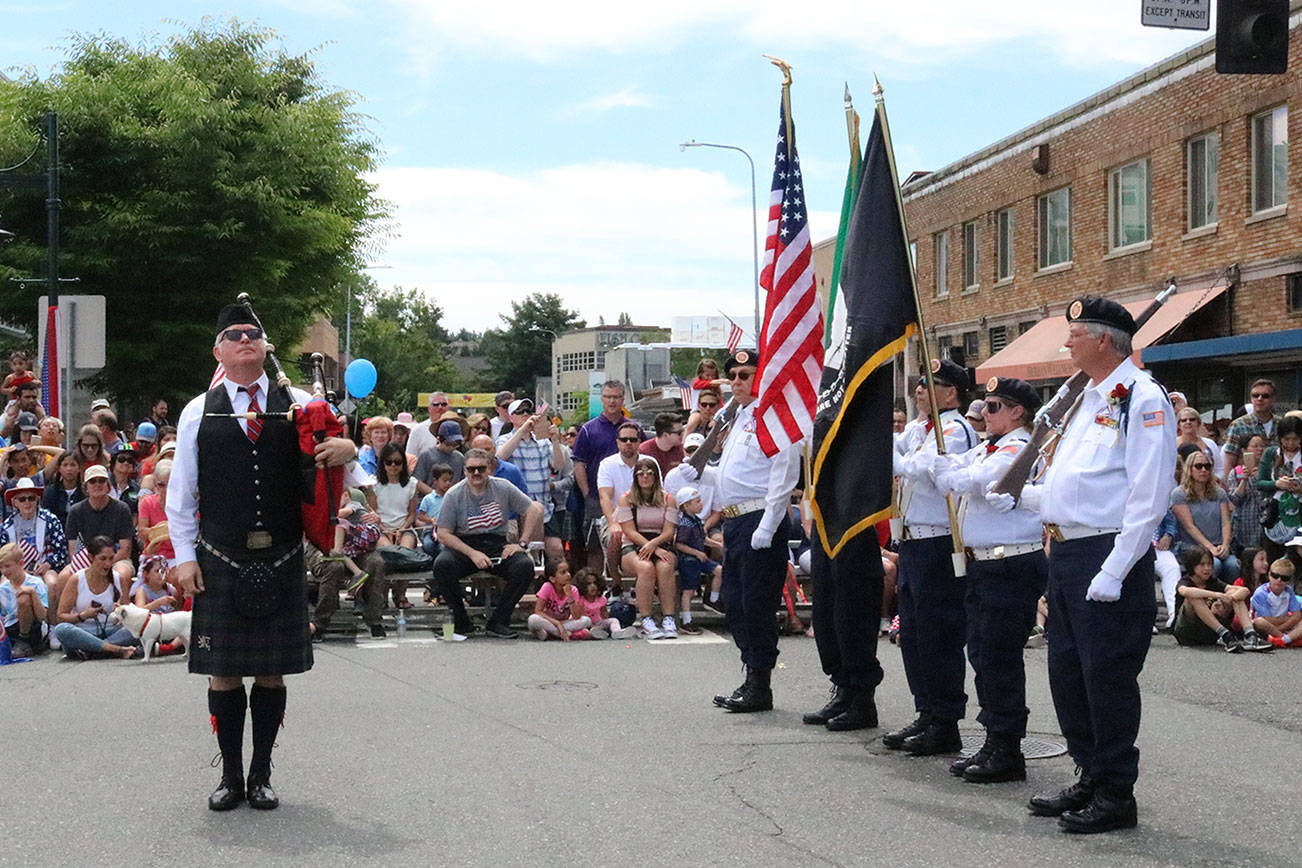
[1142,410,1164,428]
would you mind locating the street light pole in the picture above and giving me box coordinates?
[679,140,761,343]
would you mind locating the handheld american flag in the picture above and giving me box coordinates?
[726,320,744,353]
[70,543,91,572]
[673,376,693,410]
[18,540,39,570]
[754,94,823,457]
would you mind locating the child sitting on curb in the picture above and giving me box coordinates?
[1173,545,1269,652]
[527,557,590,641]
[1251,558,1302,648]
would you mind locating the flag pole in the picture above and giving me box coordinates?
[872,75,967,578]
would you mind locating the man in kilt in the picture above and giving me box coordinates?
[168,303,361,812]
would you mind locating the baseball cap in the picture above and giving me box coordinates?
[84,464,110,482]
[437,420,465,443]
[16,411,38,431]
[135,421,157,441]
[394,412,415,430]
[675,486,702,506]
[158,441,177,457]
[683,432,706,451]
[508,398,535,416]
[90,398,111,412]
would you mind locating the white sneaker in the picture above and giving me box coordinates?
[878,617,891,634]
[660,615,678,639]
[611,624,638,639]
[589,627,609,640]
[639,616,663,640]
[532,627,550,641]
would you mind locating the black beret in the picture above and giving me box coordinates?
[984,376,1041,414]
[1066,295,1137,336]
[922,357,972,391]
[724,349,759,376]
[216,302,258,333]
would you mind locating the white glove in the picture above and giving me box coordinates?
[983,491,1017,513]
[750,527,774,550]
[677,464,700,482]
[984,480,1042,512]
[1085,572,1123,602]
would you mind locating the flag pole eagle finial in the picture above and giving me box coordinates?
[763,54,793,86]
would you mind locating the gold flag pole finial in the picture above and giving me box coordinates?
[764,55,793,86]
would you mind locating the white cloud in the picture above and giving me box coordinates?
[370,162,836,332]
[387,0,1208,67]
[562,88,654,117]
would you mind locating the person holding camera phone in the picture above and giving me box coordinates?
[429,447,543,639]
[49,535,137,660]
[1258,415,1302,568]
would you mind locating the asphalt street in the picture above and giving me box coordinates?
[3,621,1299,867]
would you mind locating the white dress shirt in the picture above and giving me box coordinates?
[935,429,1042,547]
[894,408,977,530]
[715,400,803,540]
[1040,358,1177,582]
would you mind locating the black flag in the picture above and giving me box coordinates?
[809,110,918,557]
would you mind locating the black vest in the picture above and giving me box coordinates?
[198,385,304,555]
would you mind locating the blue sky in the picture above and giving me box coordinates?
[1,1,1212,333]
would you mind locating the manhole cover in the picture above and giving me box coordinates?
[515,680,598,692]
[958,732,1067,760]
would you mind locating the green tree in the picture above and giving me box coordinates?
[347,281,459,415]
[480,292,584,395]
[0,20,387,405]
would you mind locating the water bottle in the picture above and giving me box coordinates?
[395,609,407,640]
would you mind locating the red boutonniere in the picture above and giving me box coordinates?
[1107,383,1129,407]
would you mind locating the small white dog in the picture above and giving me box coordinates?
[109,603,191,661]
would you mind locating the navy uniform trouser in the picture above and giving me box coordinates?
[722,510,791,671]
[897,534,966,721]
[1047,535,1155,793]
[811,529,884,691]
[965,550,1047,738]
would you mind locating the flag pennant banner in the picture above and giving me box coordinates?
[810,110,919,557]
[754,95,824,457]
[41,305,59,418]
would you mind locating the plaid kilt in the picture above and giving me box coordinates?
[188,547,312,677]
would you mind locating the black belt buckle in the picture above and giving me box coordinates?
[246,530,273,550]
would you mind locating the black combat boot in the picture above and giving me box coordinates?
[1028,772,1095,817]
[825,687,878,732]
[962,732,1026,783]
[802,684,850,725]
[901,718,962,756]
[882,713,932,750]
[723,667,773,713]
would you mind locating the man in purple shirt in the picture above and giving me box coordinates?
[571,380,642,571]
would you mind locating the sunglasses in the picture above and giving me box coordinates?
[729,370,754,381]
[383,459,405,466]
[1179,418,1198,424]
[1251,393,1272,399]
[221,327,263,342]
[1269,572,1291,579]
[983,400,1004,413]
[617,436,639,443]
[1190,463,1211,470]
[635,467,657,475]
[465,465,489,474]
[430,401,448,407]
[86,478,109,485]
[699,402,719,409]
[12,495,37,503]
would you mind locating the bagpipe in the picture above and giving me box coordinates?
[204,293,345,553]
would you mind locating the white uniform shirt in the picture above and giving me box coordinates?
[1040,358,1177,582]
[167,374,369,564]
[715,400,803,539]
[664,462,719,518]
[894,408,977,530]
[935,428,1042,547]
[596,452,637,510]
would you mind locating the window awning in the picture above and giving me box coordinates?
[976,285,1228,382]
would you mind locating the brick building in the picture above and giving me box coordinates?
[900,4,1302,416]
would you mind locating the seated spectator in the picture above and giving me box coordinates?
[1237,546,1268,592]
[692,357,724,391]
[1153,508,1180,630]
[96,411,127,456]
[639,412,686,477]
[307,538,390,641]
[0,476,68,596]
[40,449,84,526]
[2,379,44,443]
[374,442,427,610]
[136,458,175,563]
[391,413,416,468]
[139,427,176,479]
[1228,434,1266,553]
[31,415,65,467]
[465,413,493,439]
[595,421,641,575]
[414,420,465,487]
[684,386,723,438]
[1,444,42,506]
[1257,415,1302,565]
[108,449,141,515]
[430,447,543,639]
[490,390,514,439]
[1171,452,1237,582]
[130,555,179,613]
[73,423,109,469]
[1173,545,1267,652]
[616,456,679,640]
[574,568,635,639]
[417,465,454,557]
[673,486,718,636]
[49,535,137,660]
[439,410,470,442]
[0,542,49,656]
[1176,407,1214,467]
[469,433,527,494]
[527,557,591,641]
[61,464,135,592]
[130,421,157,462]
[496,398,571,561]
[357,416,395,478]
[328,495,380,593]
[1251,558,1302,648]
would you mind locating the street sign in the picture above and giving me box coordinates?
[1141,0,1211,30]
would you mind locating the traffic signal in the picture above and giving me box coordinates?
[1216,0,1290,74]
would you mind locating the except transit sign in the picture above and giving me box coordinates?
[1141,0,1211,31]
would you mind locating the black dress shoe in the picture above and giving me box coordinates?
[949,736,992,777]
[208,776,245,811]
[802,685,850,725]
[882,713,931,750]
[246,778,280,810]
[962,734,1026,783]
[902,720,962,756]
[1058,790,1137,834]
[712,681,745,708]
[825,690,878,732]
[1028,775,1095,817]
[370,623,387,639]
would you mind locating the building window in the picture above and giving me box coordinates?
[962,220,979,290]
[962,331,979,360]
[1038,187,1071,268]
[1109,159,1150,249]
[1019,320,1037,335]
[934,231,949,297]
[995,207,1014,280]
[1187,132,1219,230]
[1288,273,1302,314]
[1252,105,1288,213]
[989,325,1008,353]
[937,334,953,357]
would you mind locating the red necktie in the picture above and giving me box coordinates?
[924,419,933,433]
[986,442,999,455]
[242,384,262,443]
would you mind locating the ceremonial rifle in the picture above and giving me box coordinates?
[989,280,1178,502]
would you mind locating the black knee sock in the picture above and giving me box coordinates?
[248,684,286,782]
[208,686,247,783]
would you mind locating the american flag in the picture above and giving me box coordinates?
[209,363,226,390]
[726,320,744,353]
[673,376,693,410]
[70,543,91,572]
[464,500,504,532]
[41,304,59,417]
[754,96,824,457]
[17,539,38,570]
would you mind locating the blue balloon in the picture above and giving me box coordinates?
[344,358,377,399]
